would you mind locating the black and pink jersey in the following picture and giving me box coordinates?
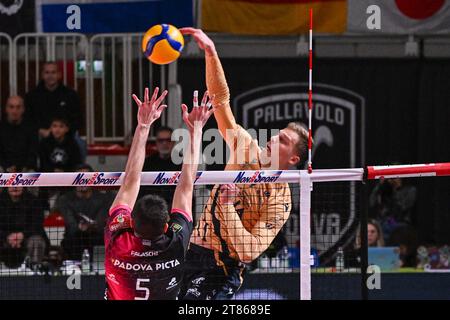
[104,204,193,300]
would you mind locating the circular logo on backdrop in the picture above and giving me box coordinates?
[233,83,365,265]
[395,0,445,20]
[0,0,24,16]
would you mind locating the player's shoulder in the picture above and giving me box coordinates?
[169,208,193,226]
[167,209,193,234]
[108,205,132,233]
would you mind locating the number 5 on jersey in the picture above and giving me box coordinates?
[135,278,150,300]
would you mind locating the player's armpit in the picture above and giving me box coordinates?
[217,186,292,263]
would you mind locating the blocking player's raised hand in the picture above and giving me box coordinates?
[179,27,217,56]
[181,90,216,133]
[132,87,168,128]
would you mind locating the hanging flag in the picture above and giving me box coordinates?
[36,0,193,33]
[348,0,450,34]
[0,0,35,36]
[202,0,347,35]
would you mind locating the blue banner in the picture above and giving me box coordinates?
[37,0,193,33]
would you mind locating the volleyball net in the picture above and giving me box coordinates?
[0,163,448,300]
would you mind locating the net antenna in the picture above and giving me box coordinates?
[308,8,313,174]
[299,8,314,301]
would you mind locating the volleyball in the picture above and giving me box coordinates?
[141,24,184,65]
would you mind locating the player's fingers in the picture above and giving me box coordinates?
[151,87,160,105]
[193,90,199,108]
[132,94,142,107]
[181,103,189,114]
[144,87,149,104]
[201,90,209,108]
[181,104,193,128]
[179,27,196,35]
[205,106,215,120]
[158,104,168,113]
[155,89,168,107]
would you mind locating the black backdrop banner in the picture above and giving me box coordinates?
[0,0,35,36]
[178,57,450,245]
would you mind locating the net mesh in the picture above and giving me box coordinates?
[0,175,367,300]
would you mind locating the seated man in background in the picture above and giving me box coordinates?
[25,61,86,161]
[141,126,181,209]
[54,164,115,260]
[38,116,82,172]
[0,95,38,172]
[0,187,48,269]
[25,61,82,139]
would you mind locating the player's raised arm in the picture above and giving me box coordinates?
[171,91,215,216]
[110,87,168,212]
[180,28,237,143]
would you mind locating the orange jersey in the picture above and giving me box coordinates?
[190,53,291,264]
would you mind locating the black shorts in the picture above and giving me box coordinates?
[180,244,246,300]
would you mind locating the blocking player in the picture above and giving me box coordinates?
[104,87,214,300]
[180,28,310,300]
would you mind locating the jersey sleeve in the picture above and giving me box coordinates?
[104,204,132,248]
[168,208,193,252]
[107,205,132,232]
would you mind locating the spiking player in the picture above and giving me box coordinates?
[104,87,215,300]
[180,28,310,300]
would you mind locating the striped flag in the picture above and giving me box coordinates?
[202,0,347,35]
[348,0,450,34]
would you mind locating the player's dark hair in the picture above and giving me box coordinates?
[132,194,169,239]
[42,61,59,71]
[51,116,70,128]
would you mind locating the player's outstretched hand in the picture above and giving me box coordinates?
[179,27,216,56]
[132,87,168,128]
[181,90,216,133]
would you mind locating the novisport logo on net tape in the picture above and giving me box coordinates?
[72,172,121,186]
[153,171,203,185]
[233,170,282,184]
[0,173,41,186]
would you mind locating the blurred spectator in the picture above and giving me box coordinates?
[38,117,82,172]
[54,164,114,260]
[0,95,38,172]
[355,219,385,248]
[141,126,181,207]
[389,225,418,268]
[368,220,385,247]
[346,219,385,268]
[25,61,81,138]
[0,187,48,267]
[369,176,417,240]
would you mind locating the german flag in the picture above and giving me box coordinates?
[202,0,347,35]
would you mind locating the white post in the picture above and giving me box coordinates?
[299,170,312,300]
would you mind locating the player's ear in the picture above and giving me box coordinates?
[164,223,169,233]
[289,155,300,167]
